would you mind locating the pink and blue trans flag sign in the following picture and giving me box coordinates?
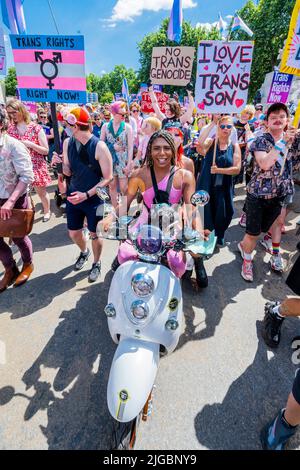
[10,35,87,103]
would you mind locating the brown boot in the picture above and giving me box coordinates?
[0,263,20,292]
[14,263,34,287]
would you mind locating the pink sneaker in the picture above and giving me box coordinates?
[239,212,247,228]
[241,259,253,282]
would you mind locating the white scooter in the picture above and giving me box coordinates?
[96,189,214,449]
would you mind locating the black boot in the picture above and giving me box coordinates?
[194,257,208,288]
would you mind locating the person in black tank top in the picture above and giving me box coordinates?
[52,107,113,283]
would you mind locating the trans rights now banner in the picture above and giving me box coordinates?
[10,35,87,103]
[195,40,254,114]
[267,72,293,104]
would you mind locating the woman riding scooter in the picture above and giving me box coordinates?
[102,130,209,277]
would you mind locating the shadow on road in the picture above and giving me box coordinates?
[0,266,88,319]
[194,320,300,450]
[0,270,116,449]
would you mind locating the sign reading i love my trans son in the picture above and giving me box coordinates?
[10,35,87,103]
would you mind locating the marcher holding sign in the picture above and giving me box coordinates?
[150,47,195,86]
[148,85,195,129]
[195,40,254,114]
[196,115,241,247]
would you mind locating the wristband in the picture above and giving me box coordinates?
[86,191,90,199]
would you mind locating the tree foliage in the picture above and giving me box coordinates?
[4,67,17,97]
[234,0,296,100]
[86,65,139,102]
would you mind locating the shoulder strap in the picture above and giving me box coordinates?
[150,165,159,197]
[165,166,176,196]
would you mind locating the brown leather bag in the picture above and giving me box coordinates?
[0,193,35,238]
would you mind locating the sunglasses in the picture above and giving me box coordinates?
[117,113,127,117]
[219,124,233,129]
[132,110,139,113]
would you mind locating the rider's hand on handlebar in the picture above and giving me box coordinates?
[202,229,211,241]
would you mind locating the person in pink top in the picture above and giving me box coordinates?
[7,99,52,222]
[102,130,200,278]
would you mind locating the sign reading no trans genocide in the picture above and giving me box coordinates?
[150,47,195,86]
[10,35,87,103]
[195,40,254,114]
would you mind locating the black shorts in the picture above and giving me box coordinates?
[286,254,300,296]
[66,197,102,233]
[245,193,283,236]
[292,369,300,406]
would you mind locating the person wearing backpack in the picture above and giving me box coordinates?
[51,107,113,283]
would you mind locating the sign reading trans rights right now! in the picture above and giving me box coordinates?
[10,35,87,103]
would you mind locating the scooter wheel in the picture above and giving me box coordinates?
[111,417,139,450]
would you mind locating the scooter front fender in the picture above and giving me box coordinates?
[107,337,159,422]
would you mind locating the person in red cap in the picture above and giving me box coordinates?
[52,107,113,283]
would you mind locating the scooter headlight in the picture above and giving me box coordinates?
[104,303,116,318]
[131,300,149,320]
[165,319,179,330]
[131,273,154,298]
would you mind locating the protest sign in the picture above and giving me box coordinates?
[195,40,254,113]
[0,27,6,75]
[150,47,195,86]
[267,72,293,104]
[23,101,37,114]
[280,0,300,76]
[10,35,87,103]
[141,91,169,114]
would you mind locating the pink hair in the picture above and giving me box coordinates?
[110,101,127,115]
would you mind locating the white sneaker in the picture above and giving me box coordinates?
[260,237,272,254]
[241,259,254,282]
[270,254,284,273]
[238,242,254,261]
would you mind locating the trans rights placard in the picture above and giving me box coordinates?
[10,35,87,103]
[267,72,293,104]
[195,40,254,114]
[150,47,195,86]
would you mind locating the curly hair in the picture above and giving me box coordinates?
[142,130,177,167]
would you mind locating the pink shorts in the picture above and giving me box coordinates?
[118,240,187,278]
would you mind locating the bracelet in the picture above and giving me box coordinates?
[86,191,90,199]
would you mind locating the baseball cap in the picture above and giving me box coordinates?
[67,107,91,126]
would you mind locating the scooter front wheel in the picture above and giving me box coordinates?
[111,416,140,450]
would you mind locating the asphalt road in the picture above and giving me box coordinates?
[0,182,300,450]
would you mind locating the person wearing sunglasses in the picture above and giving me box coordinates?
[130,102,143,150]
[196,115,241,247]
[100,101,133,207]
[92,112,103,138]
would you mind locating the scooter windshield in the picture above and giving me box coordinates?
[134,225,163,256]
